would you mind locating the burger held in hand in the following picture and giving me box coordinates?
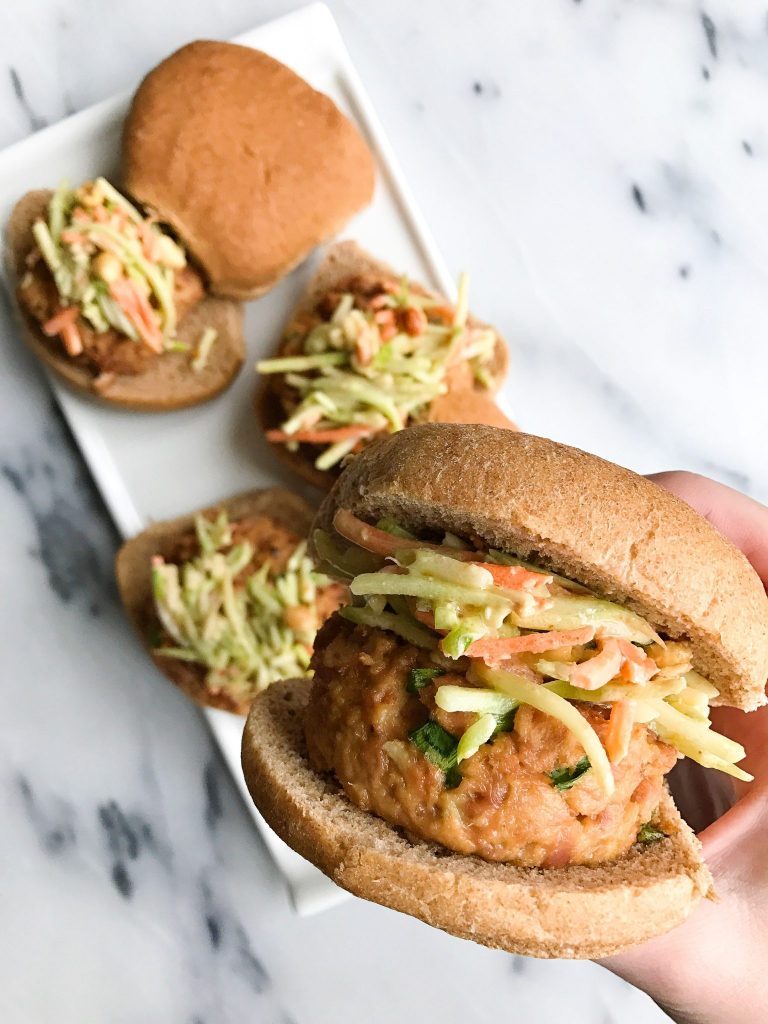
[241,424,768,958]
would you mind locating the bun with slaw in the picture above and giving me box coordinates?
[6,42,374,409]
[116,488,345,715]
[256,241,514,490]
[241,425,768,957]
[7,184,244,409]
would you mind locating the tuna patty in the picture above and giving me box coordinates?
[305,615,677,868]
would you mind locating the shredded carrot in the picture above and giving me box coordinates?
[60,230,87,245]
[413,607,436,629]
[42,306,83,356]
[605,700,634,764]
[60,320,84,356]
[139,222,159,261]
[109,278,163,353]
[267,425,376,445]
[570,638,624,690]
[466,626,595,665]
[615,638,658,684]
[42,307,79,336]
[474,562,552,592]
[333,509,480,562]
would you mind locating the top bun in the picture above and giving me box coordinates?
[122,41,375,300]
[314,424,768,711]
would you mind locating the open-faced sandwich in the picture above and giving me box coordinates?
[242,425,768,957]
[256,241,513,490]
[7,40,374,409]
[8,180,244,409]
[116,489,345,715]
[123,41,375,300]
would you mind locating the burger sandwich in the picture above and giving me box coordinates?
[242,425,768,957]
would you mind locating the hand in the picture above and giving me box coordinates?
[599,472,768,1024]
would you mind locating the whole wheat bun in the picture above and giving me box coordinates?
[6,190,245,411]
[241,677,713,958]
[115,488,315,714]
[313,425,768,711]
[257,240,514,491]
[123,42,375,300]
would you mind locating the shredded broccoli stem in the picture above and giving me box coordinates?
[152,514,332,698]
[257,275,498,463]
[331,515,748,781]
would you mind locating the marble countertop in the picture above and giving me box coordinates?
[2,1,766,1021]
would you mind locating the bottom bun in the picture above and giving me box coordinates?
[241,677,714,959]
[18,293,245,411]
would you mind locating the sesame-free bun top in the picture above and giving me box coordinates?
[314,424,768,711]
[6,190,244,411]
[122,41,376,300]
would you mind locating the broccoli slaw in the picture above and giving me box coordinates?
[257,274,499,470]
[316,510,752,796]
[29,178,191,357]
[152,511,335,700]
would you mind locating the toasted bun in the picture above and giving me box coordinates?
[242,677,713,958]
[122,42,375,300]
[314,425,768,710]
[257,240,514,490]
[115,488,315,714]
[6,190,245,411]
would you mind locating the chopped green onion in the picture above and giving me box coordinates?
[409,721,461,787]
[549,756,591,791]
[637,822,667,844]
[407,667,444,695]
[492,707,518,734]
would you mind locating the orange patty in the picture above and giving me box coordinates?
[305,616,677,868]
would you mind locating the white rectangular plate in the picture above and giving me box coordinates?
[0,3,457,914]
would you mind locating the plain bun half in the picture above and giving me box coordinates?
[123,42,376,300]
